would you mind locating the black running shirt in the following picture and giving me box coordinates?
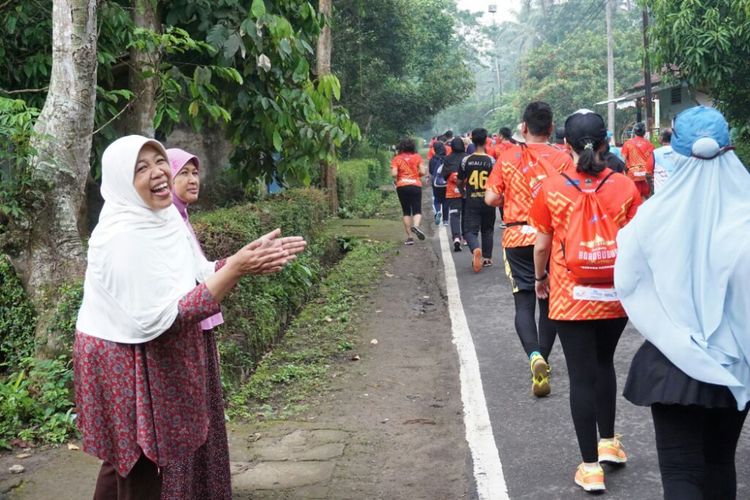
[458,153,495,199]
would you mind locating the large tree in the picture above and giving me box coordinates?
[332,0,474,144]
[648,0,750,128]
[18,0,98,353]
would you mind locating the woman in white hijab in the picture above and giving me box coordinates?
[73,135,306,499]
[616,107,750,500]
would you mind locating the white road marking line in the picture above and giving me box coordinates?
[438,226,509,500]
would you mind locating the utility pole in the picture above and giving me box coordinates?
[606,0,615,138]
[641,6,652,136]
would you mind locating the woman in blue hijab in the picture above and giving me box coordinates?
[615,106,750,500]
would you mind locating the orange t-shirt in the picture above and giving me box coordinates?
[621,136,655,182]
[445,172,462,199]
[391,152,423,188]
[492,141,514,161]
[528,168,642,321]
[486,143,574,248]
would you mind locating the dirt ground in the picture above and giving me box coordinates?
[1,208,472,499]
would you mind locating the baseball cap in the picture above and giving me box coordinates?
[671,106,730,158]
[564,109,607,149]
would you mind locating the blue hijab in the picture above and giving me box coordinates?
[615,107,750,410]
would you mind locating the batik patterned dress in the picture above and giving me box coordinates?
[74,276,232,499]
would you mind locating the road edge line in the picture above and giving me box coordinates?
[438,226,509,500]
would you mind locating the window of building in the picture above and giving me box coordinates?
[671,86,682,104]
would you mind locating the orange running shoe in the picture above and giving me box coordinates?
[472,248,482,273]
[598,435,627,464]
[574,463,605,492]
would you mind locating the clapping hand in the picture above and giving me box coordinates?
[231,229,307,276]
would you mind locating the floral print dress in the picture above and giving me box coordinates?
[74,279,231,499]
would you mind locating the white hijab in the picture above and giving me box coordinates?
[76,135,216,344]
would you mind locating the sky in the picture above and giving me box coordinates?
[456,0,523,24]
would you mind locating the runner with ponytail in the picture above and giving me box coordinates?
[528,110,642,493]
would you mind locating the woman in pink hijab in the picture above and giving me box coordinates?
[162,148,228,498]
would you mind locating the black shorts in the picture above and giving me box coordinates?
[503,245,535,293]
[396,185,422,216]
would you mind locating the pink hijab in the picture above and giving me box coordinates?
[167,147,224,331]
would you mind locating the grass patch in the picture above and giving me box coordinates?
[227,238,395,421]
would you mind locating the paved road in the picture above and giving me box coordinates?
[431,215,750,499]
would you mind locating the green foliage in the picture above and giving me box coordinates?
[513,25,642,128]
[0,97,49,254]
[2,0,359,188]
[0,255,36,371]
[435,1,644,136]
[228,239,393,420]
[41,281,84,354]
[332,0,474,144]
[0,356,76,449]
[648,0,750,145]
[192,188,334,387]
[163,0,361,186]
[337,158,390,216]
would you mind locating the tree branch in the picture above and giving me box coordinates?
[0,86,50,95]
[91,88,146,136]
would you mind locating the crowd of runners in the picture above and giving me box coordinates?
[389,104,750,498]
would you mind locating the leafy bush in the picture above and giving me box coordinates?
[337,157,390,214]
[0,356,75,449]
[192,188,337,388]
[0,254,36,371]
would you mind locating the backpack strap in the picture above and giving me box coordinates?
[594,170,616,193]
[560,172,580,192]
[561,169,615,193]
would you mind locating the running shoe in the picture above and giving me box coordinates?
[434,212,441,225]
[461,239,468,246]
[574,463,605,492]
[404,238,414,246]
[530,354,551,397]
[411,226,426,240]
[482,258,493,267]
[598,435,627,464]
[472,248,482,273]
[453,238,462,252]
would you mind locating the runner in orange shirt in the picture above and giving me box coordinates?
[492,127,515,161]
[529,110,641,493]
[391,137,427,245]
[484,102,573,398]
[621,122,654,198]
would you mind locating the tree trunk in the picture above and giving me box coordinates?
[317,0,338,213]
[126,0,160,136]
[13,0,98,355]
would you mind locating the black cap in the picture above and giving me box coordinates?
[564,109,607,149]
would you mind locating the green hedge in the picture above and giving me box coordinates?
[192,188,336,389]
[337,158,391,216]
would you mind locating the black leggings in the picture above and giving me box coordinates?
[513,291,556,360]
[396,185,422,216]
[555,317,628,463]
[651,403,749,500]
[463,199,496,258]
